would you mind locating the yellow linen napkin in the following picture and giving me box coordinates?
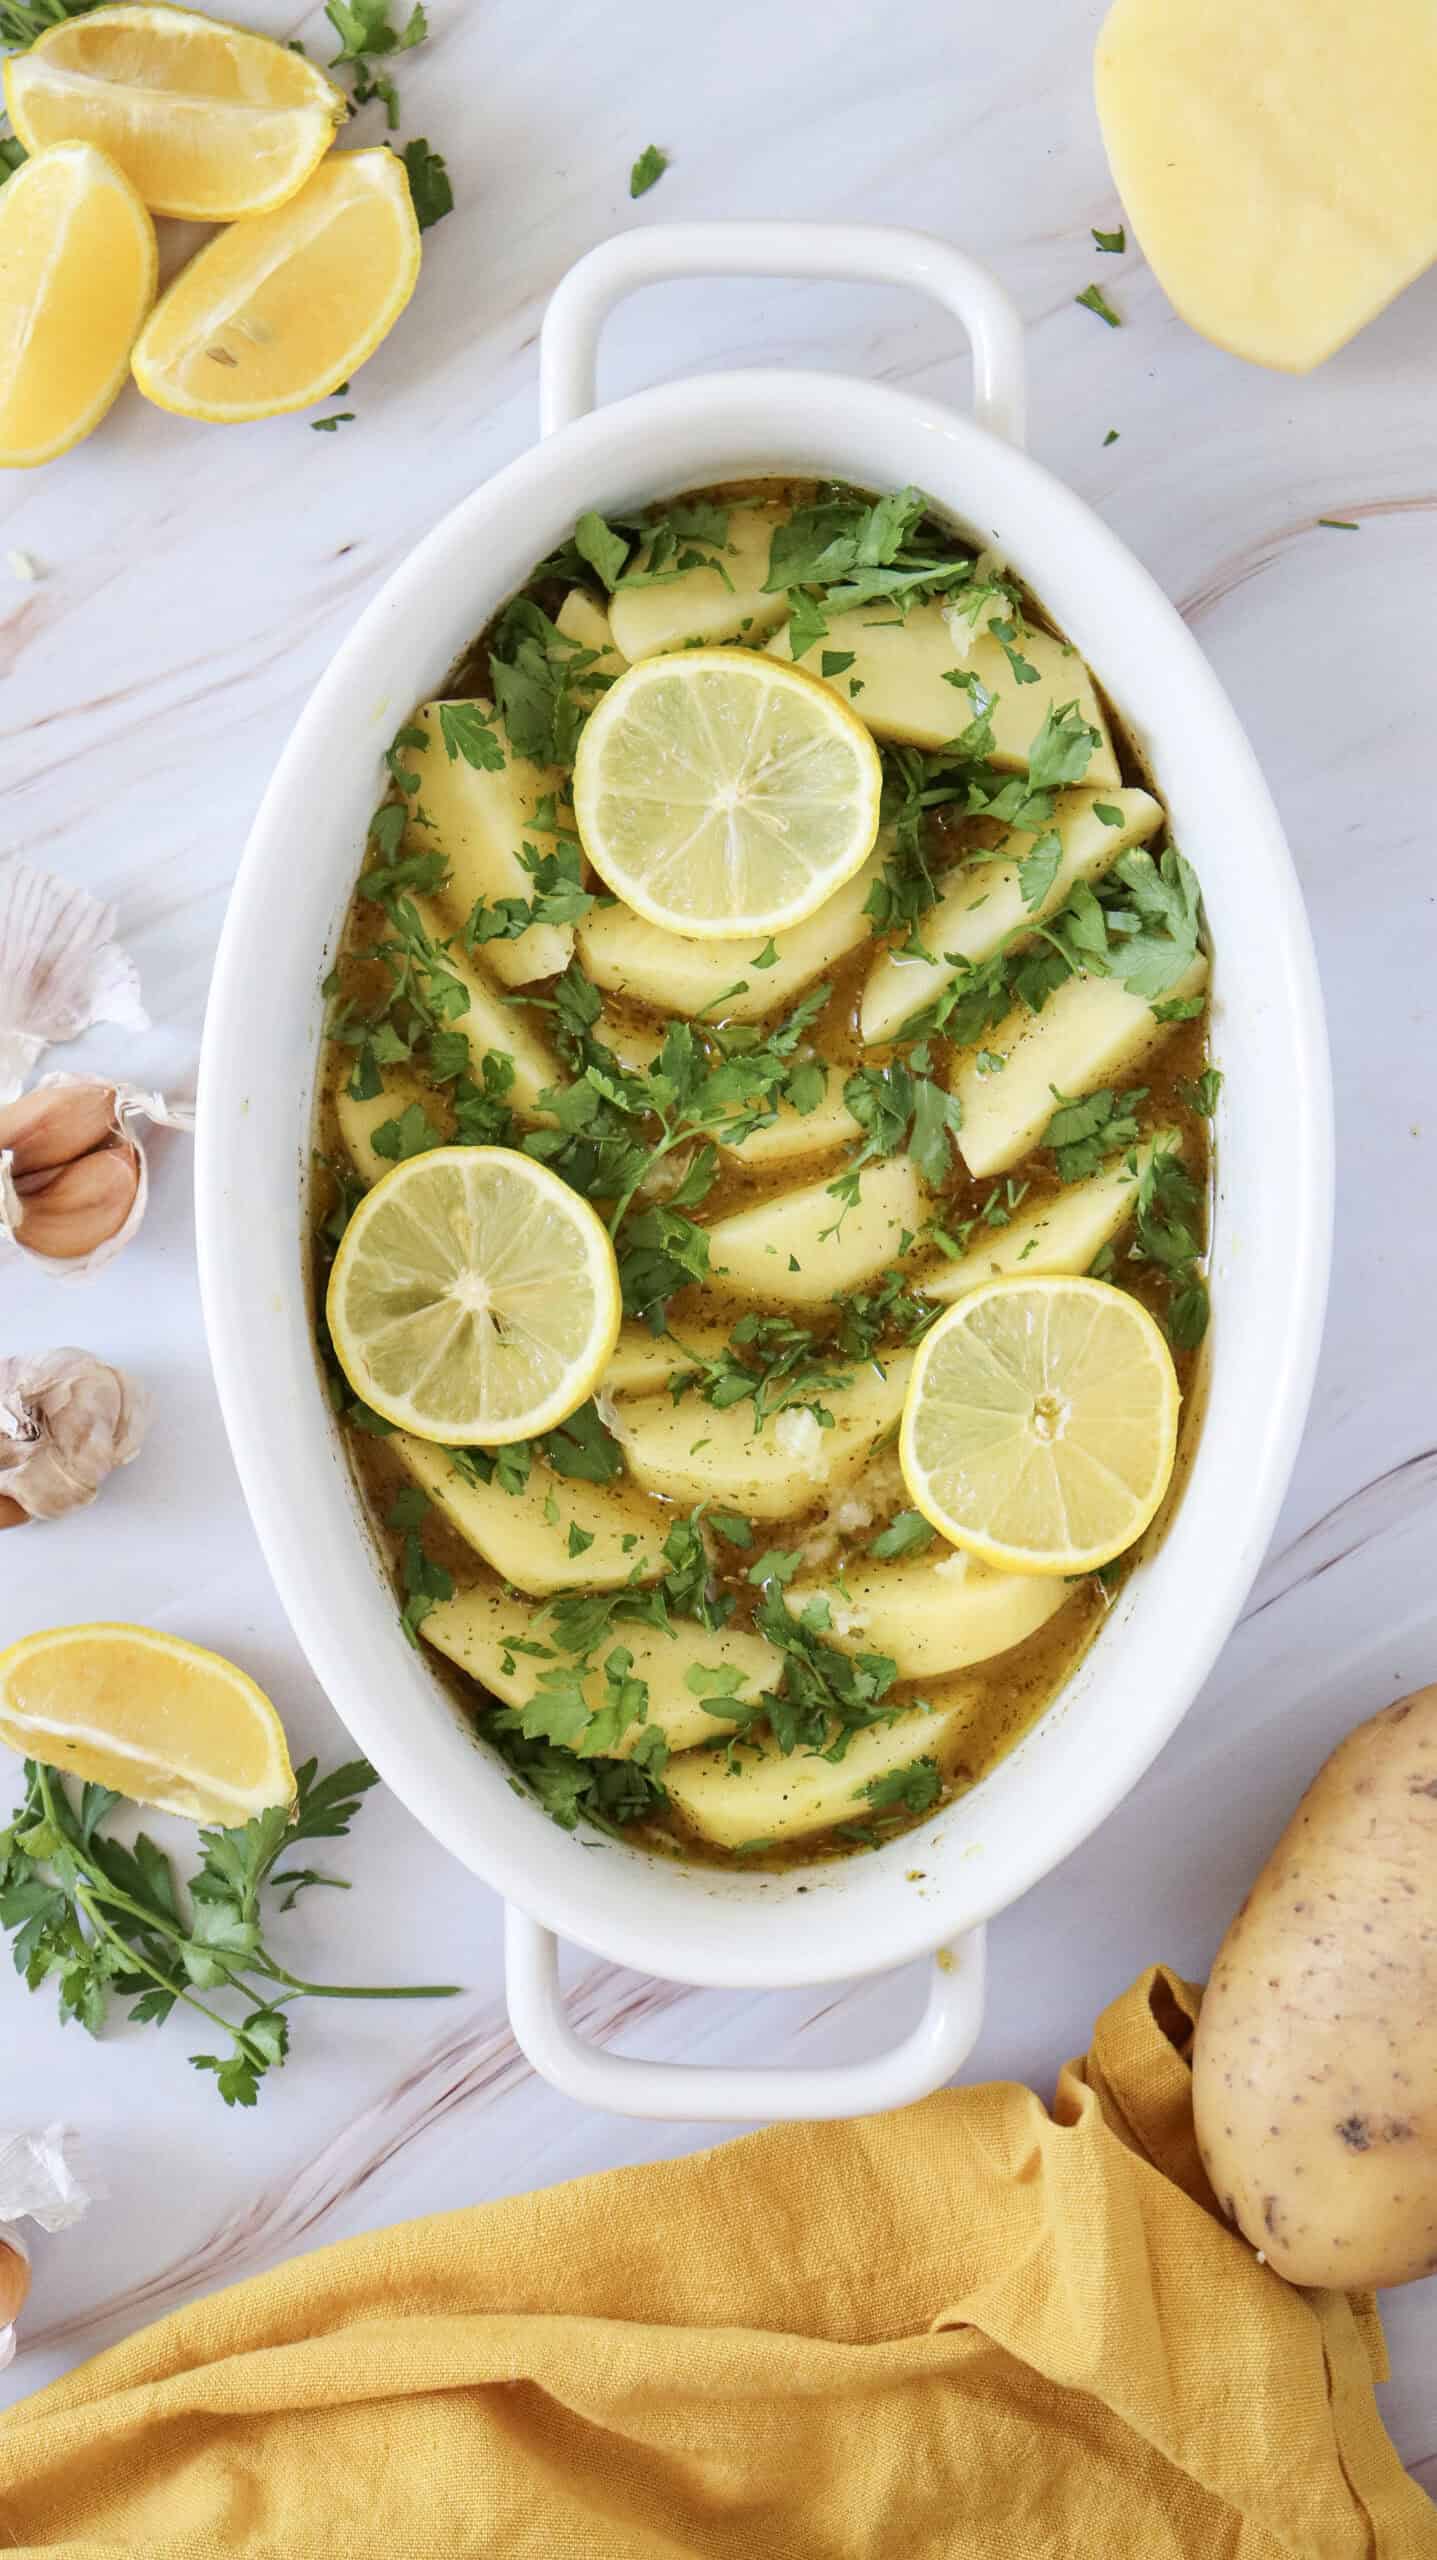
[0,1966,1430,2557]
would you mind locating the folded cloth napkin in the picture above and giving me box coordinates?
[0,1967,1430,2558]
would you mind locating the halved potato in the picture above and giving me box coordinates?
[555,588,628,679]
[608,500,790,660]
[615,1355,912,1520]
[577,844,888,1024]
[917,1132,1177,1300]
[705,1155,926,1306]
[768,600,1120,781]
[860,787,1161,1044]
[951,957,1208,1178]
[785,1547,1072,1680]
[422,1580,778,1755]
[408,702,572,986]
[394,1434,667,1595]
[664,1690,979,1848]
[410,896,560,1116]
[335,1068,447,1186]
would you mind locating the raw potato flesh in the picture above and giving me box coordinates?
[915,1133,1176,1302]
[421,1581,778,1756]
[1095,0,1437,374]
[608,501,790,660]
[577,845,888,1023]
[664,1691,978,1849]
[408,703,573,985]
[393,1435,667,1595]
[1192,1686,1437,2289]
[718,1085,864,1171]
[705,1155,926,1307]
[768,601,1120,782]
[615,1356,912,1520]
[555,589,628,680]
[409,897,559,1115]
[784,1549,1072,1681]
[860,788,1161,1045]
[951,957,1208,1178]
[336,1070,445,1185]
[602,1321,731,1396]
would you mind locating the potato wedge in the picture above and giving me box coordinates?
[705,1155,926,1306]
[785,1547,1073,1679]
[602,1321,730,1395]
[916,1133,1177,1301]
[335,1068,447,1186]
[555,588,628,679]
[951,957,1208,1178]
[410,895,560,1116]
[860,787,1161,1045]
[394,1434,667,1595]
[608,499,790,660]
[615,1355,912,1521]
[422,1580,778,1756]
[768,599,1120,781]
[577,844,888,1024]
[664,1691,979,1848]
[408,702,572,986]
[718,1082,864,1170]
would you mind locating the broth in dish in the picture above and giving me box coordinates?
[312,480,1214,1868]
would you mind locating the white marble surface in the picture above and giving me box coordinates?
[2,0,1435,2493]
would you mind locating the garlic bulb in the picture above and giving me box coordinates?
[0,860,147,1105]
[0,1075,193,1276]
[0,1349,147,1525]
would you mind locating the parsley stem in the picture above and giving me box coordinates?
[71,1885,260,2046]
[252,1957,461,1999]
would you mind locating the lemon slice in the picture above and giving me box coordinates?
[0,1623,295,1824]
[899,1274,1181,1576]
[571,647,883,939]
[0,141,156,469]
[131,148,419,423]
[4,4,345,221]
[326,1146,622,1445]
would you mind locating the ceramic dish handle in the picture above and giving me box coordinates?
[539,219,1026,446]
[505,1906,987,2122]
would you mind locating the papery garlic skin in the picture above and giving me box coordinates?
[0,861,147,1105]
[0,2124,93,2373]
[0,1076,193,1277]
[0,1349,147,1523]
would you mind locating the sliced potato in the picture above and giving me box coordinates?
[785,1547,1072,1680]
[410,895,560,1116]
[768,599,1120,782]
[577,844,887,1025]
[555,588,628,679]
[335,1067,447,1186]
[603,1321,730,1395]
[615,1355,911,1520]
[408,702,572,986]
[422,1580,778,1756]
[951,957,1208,1178]
[394,1434,667,1595]
[719,1082,864,1170]
[664,1692,978,1848]
[705,1154,926,1306]
[608,499,790,660]
[917,1132,1177,1301]
[860,787,1161,1045]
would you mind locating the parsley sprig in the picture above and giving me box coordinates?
[0,1757,458,2107]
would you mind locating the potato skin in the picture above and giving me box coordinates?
[1192,1684,1437,2289]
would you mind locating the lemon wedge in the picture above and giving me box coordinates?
[4,3,345,221]
[571,647,883,939]
[899,1274,1181,1576]
[0,1623,295,1824]
[131,147,419,423]
[326,1146,622,1445]
[0,141,156,469]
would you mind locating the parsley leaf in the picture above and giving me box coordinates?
[869,1511,936,1561]
[1075,281,1122,328]
[862,1758,941,1814]
[630,143,669,198]
[438,701,504,770]
[1092,225,1125,254]
[401,138,452,231]
[1042,1085,1147,1182]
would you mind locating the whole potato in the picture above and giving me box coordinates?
[1192,1684,1437,2290]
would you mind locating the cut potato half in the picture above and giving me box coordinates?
[615,1356,911,1520]
[860,788,1161,1045]
[408,897,560,1116]
[608,500,790,660]
[768,600,1120,782]
[917,1133,1177,1301]
[408,703,573,986]
[704,1154,926,1307]
[393,1434,667,1595]
[555,589,628,679]
[577,844,888,1023]
[951,957,1208,1179]
[784,1548,1073,1680]
[664,1694,978,1849]
[422,1581,778,1757]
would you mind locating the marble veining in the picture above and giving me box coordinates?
[1,0,1434,2485]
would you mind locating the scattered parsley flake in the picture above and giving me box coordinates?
[629,144,668,198]
[401,138,453,231]
[1075,282,1122,329]
[1091,225,1126,254]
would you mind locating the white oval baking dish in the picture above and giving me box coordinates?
[196,222,1332,2122]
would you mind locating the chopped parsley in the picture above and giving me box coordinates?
[1075,282,1122,328]
[629,143,669,198]
[1091,225,1126,254]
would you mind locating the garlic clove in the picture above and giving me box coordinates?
[0,2241,28,2332]
[0,1074,192,1278]
[10,1144,140,1260]
[0,1080,120,1176]
[0,1496,26,1530]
